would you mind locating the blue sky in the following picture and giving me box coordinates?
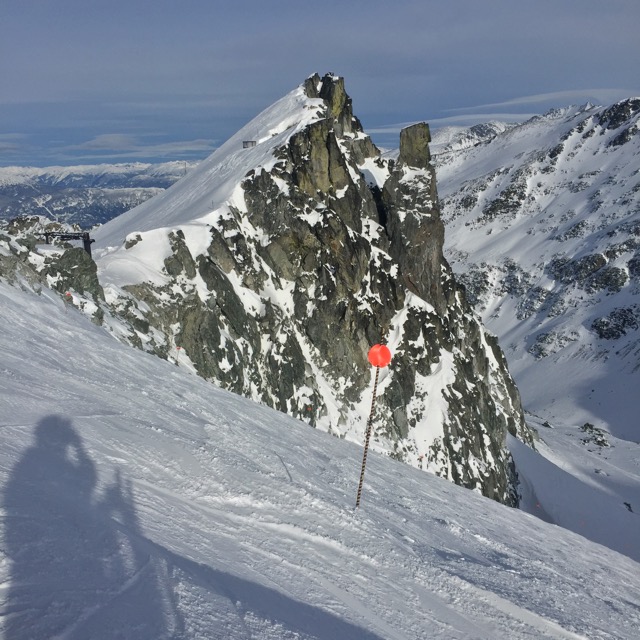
[2,0,639,166]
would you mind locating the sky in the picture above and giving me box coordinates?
[2,0,639,167]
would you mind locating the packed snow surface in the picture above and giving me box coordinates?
[2,278,640,638]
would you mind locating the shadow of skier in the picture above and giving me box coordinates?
[2,415,179,639]
[119,532,386,640]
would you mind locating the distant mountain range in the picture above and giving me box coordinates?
[0,161,195,227]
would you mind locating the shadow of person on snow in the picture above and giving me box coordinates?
[2,415,179,639]
[3,416,383,639]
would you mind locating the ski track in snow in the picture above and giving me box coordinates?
[3,250,640,635]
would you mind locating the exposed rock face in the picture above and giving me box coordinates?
[383,123,446,314]
[87,74,533,504]
[41,248,104,302]
[398,122,432,168]
[0,217,105,323]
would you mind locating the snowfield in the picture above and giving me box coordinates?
[1,276,640,638]
[93,87,325,256]
[434,103,640,442]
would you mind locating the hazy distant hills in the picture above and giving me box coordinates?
[0,161,195,227]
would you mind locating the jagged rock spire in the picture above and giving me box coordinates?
[82,74,534,504]
[383,121,447,313]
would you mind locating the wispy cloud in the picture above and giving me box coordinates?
[73,133,138,151]
[0,142,20,154]
[448,89,637,113]
[0,133,27,155]
[64,134,217,160]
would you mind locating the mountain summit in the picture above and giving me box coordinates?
[14,74,531,503]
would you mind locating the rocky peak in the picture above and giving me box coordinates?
[398,122,432,169]
[85,74,533,505]
[598,97,640,130]
[303,73,356,137]
[383,122,447,314]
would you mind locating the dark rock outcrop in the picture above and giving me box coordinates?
[0,216,105,324]
[383,123,447,314]
[42,247,104,302]
[93,74,532,504]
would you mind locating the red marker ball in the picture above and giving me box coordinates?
[368,344,392,368]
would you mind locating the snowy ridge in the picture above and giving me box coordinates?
[1,278,639,639]
[430,121,517,156]
[93,87,324,253]
[436,99,640,440]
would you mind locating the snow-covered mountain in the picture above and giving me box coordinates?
[2,80,640,638]
[429,121,517,156]
[1,75,534,503]
[82,73,533,504]
[1,269,639,639]
[0,162,193,227]
[435,99,640,441]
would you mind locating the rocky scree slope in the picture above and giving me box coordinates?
[435,99,640,438]
[7,75,533,504]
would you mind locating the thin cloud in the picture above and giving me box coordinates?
[0,133,27,154]
[0,141,20,154]
[449,89,637,113]
[0,143,20,154]
[74,133,138,150]
[65,134,217,159]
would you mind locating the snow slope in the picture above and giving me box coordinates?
[436,102,640,441]
[91,84,325,298]
[2,273,640,637]
[93,87,324,256]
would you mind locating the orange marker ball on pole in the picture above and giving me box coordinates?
[356,343,392,509]
[367,344,392,368]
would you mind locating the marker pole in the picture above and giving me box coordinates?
[355,365,381,509]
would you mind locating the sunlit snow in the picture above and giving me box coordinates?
[1,262,640,639]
